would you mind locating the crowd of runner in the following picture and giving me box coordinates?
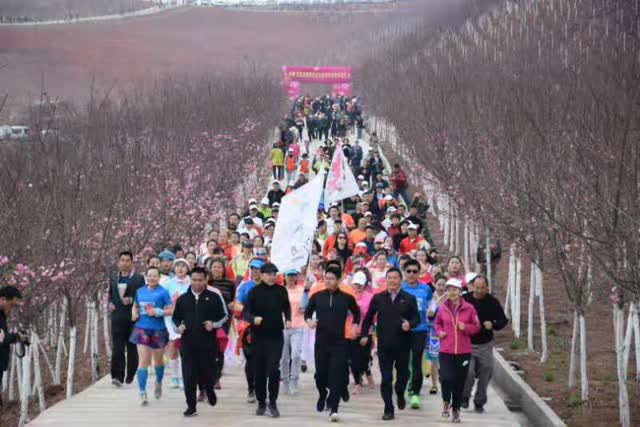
[104,94,508,424]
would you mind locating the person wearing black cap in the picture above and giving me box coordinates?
[304,265,361,423]
[242,262,292,418]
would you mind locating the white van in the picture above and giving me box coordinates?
[9,126,30,140]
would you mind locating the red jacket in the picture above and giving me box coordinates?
[434,299,480,355]
[399,236,424,254]
[391,170,408,191]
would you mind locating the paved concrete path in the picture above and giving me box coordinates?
[28,357,520,426]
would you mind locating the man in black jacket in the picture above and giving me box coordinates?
[172,267,228,417]
[0,286,27,407]
[304,265,360,423]
[360,268,420,421]
[107,250,145,386]
[462,275,508,413]
[243,262,291,418]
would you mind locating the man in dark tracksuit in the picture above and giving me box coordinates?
[360,268,420,421]
[0,286,26,407]
[243,262,291,418]
[462,275,508,412]
[304,266,360,423]
[108,251,145,386]
[172,267,228,417]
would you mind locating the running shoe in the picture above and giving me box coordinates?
[247,390,256,403]
[266,402,280,418]
[442,402,450,419]
[461,400,469,409]
[256,402,267,416]
[474,404,485,413]
[154,381,162,399]
[183,407,197,417]
[301,361,307,372]
[352,384,361,395]
[397,393,406,410]
[452,409,461,423]
[410,394,421,409]
[430,385,438,395]
[329,412,339,422]
[111,379,123,388]
[207,389,217,407]
[140,392,149,406]
[317,394,327,412]
[289,381,299,395]
[170,378,180,389]
[178,378,184,390]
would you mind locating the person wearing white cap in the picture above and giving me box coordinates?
[398,223,425,255]
[161,258,192,390]
[258,197,272,219]
[348,270,375,394]
[280,268,305,395]
[434,278,481,423]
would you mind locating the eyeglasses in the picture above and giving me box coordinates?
[405,269,419,274]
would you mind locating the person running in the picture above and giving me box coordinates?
[280,268,305,395]
[162,258,191,390]
[0,285,27,407]
[360,268,419,421]
[243,262,291,418]
[305,265,360,423]
[401,258,433,409]
[130,266,172,406]
[235,257,265,403]
[426,273,448,395]
[462,275,508,413]
[172,266,228,417]
[108,250,145,387]
[348,269,375,394]
[435,278,480,423]
[208,258,236,389]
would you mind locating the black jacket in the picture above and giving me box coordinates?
[360,290,420,350]
[209,279,236,306]
[108,271,145,328]
[172,288,228,351]
[304,288,360,344]
[243,283,291,339]
[0,309,20,371]
[463,293,508,345]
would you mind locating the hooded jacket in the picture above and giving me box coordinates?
[434,298,480,355]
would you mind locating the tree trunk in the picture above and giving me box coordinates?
[18,342,32,427]
[537,263,548,363]
[90,302,100,382]
[528,261,536,352]
[54,303,67,384]
[614,304,631,427]
[504,245,514,320]
[569,310,578,389]
[66,326,77,399]
[32,333,47,412]
[485,229,492,290]
[623,303,634,378]
[579,313,589,401]
[463,219,470,269]
[83,300,91,354]
[8,345,17,400]
[102,295,112,360]
[633,302,640,382]
[514,256,522,338]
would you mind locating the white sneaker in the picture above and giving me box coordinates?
[111,379,123,388]
[154,382,162,399]
[329,412,339,422]
[170,378,180,389]
[289,381,298,395]
[140,392,149,406]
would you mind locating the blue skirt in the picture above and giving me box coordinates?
[129,327,169,349]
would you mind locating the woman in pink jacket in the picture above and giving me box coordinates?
[434,278,480,423]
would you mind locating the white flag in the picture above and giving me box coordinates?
[270,169,325,272]
[324,145,360,209]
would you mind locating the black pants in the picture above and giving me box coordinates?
[439,353,471,410]
[408,331,427,395]
[315,340,348,412]
[254,335,283,404]
[378,346,410,414]
[181,344,216,410]
[243,346,255,393]
[111,322,138,383]
[349,336,371,385]
[272,165,284,181]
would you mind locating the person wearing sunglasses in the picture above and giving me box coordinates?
[400,258,433,409]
